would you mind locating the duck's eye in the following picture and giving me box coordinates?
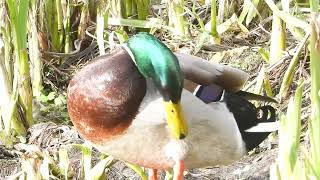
[171,109,174,113]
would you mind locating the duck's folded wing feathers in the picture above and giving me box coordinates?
[175,52,249,92]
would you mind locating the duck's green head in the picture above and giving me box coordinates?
[124,33,188,140]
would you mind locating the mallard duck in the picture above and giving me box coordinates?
[67,33,277,180]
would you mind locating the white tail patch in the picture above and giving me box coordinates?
[245,121,279,133]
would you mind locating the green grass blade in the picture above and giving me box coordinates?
[254,65,265,95]
[167,0,187,36]
[64,0,71,53]
[269,14,286,65]
[264,0,309,29]
[6,0,33,130]
[246,0,260,26]
[96,3,110,55]
[309,14,320,177]
[59,147,70,180]
[108,17,164,29]
[71,144,92,179]
[210,0,218,37]
[28,0,43,97]
[135,0,150,20]
[125,162,147,180]
[165,170,173,180]
[279,33,309,99]
[257,47,270,62]
[17,0,28,49]
[310,0,319,12]
[278,79,304,178]
[264,74,274,97]
[88,156,113,180]
[78,1,89,40]
[239,0,250,24]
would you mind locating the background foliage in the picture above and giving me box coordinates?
[0,0,319,179]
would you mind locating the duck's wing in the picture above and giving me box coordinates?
[175,52,249,92]
[194,84,278,151]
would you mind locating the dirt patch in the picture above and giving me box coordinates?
[186,148,277,179]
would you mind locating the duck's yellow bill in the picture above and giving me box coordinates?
[163,101,188,140]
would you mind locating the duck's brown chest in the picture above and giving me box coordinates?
[67,48,146,143]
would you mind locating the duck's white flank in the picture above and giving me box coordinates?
[94,80,246,169]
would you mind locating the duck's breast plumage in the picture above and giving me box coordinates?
[67,48,146,143]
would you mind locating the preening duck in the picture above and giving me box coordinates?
[67,33,277,180]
